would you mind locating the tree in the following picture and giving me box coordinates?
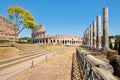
[7,6,38,42]
[114,40,118,50]
[18,37,31,43]
[109,36,115,38]
[115,35,120,42]
[109,43,113,49]
[118,41,120,55]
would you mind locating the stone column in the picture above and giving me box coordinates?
[103,7,109,50]
[86,29,88,46]
[48,38,50,44]
[83,31,86,46]
[93,20,96,48]
[90,24,93,48]
[96,15,102,49]
[88,27,90,47]
[85,30,87,45]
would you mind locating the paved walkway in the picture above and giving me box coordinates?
[10,47,76,80]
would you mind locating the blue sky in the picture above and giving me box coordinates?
[0,0,120,38]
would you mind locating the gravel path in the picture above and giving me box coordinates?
[10,47,76,80]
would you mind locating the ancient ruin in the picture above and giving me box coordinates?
[83,7,109,50]
[103,7,109,50]
[0,15,18,41]
[32,25,82,46]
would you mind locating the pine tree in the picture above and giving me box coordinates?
[109,43,113,49]
[118,41,120,55]
[114,40,118,50]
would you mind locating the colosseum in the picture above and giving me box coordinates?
[32,25,82,46]
[0,15,18,41]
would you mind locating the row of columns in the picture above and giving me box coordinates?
[83,7,109,50]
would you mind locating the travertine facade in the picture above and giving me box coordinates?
[0,15,18,41]
[32,25,82,46]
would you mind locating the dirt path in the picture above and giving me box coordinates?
[10,47,76,80]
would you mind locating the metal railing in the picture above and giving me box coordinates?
[76,48,116,80]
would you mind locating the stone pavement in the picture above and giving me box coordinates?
[10,47,76,80]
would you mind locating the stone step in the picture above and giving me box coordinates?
[19,50,49,55]
[21,48,45,52]
[0,51,49,65]
[14,44,40,51]
[0,52,48,69]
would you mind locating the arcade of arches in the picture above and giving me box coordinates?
[32,25,82,46]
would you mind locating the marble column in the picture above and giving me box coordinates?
[88,27,90,47]
[84,30,86,46]
[96,15,102,49]
[93,20,96,48]
[103,7,109,50]
[86,29,88,46]
[90,24,93,48]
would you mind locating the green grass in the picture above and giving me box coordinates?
[16,41,31,44]
[39,44,46,49]
[0,40,10,43]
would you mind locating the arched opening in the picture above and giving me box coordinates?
[46,39,48,43]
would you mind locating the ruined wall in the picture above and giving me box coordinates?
[0,15,18,41]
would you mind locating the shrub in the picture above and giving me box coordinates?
[0,40,10,43]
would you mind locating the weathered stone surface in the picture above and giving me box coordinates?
[88,27,90,47]
[32,25,82,46]
[103,7,109,50]
[95,67,116,80]
[90,24,93,48]
[87,54,114,74]
[96,15,102,49]
[0,15,18,41]
[93,20,96,48]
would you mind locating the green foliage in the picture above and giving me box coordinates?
[109,35,120,54]
[118,41,120,55]
[109,43,113,49]
[107,52,113,59]
[0,40,10,43]
[39,44,46,49]
[114,40,118,50]
[109,55,120,68]
[115,35,120,42]
[17,37,31,44]
[109,36,115,38]
[7,6,38,35]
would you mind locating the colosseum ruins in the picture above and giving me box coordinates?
[0,15,18,41]
[32,25,82,46]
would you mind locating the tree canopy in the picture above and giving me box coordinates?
[7,5,37,35]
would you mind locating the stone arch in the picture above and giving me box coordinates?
[51,40,52,43]
[63,40,64,44]
[57,40,59,44]
[46,39,48,43]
